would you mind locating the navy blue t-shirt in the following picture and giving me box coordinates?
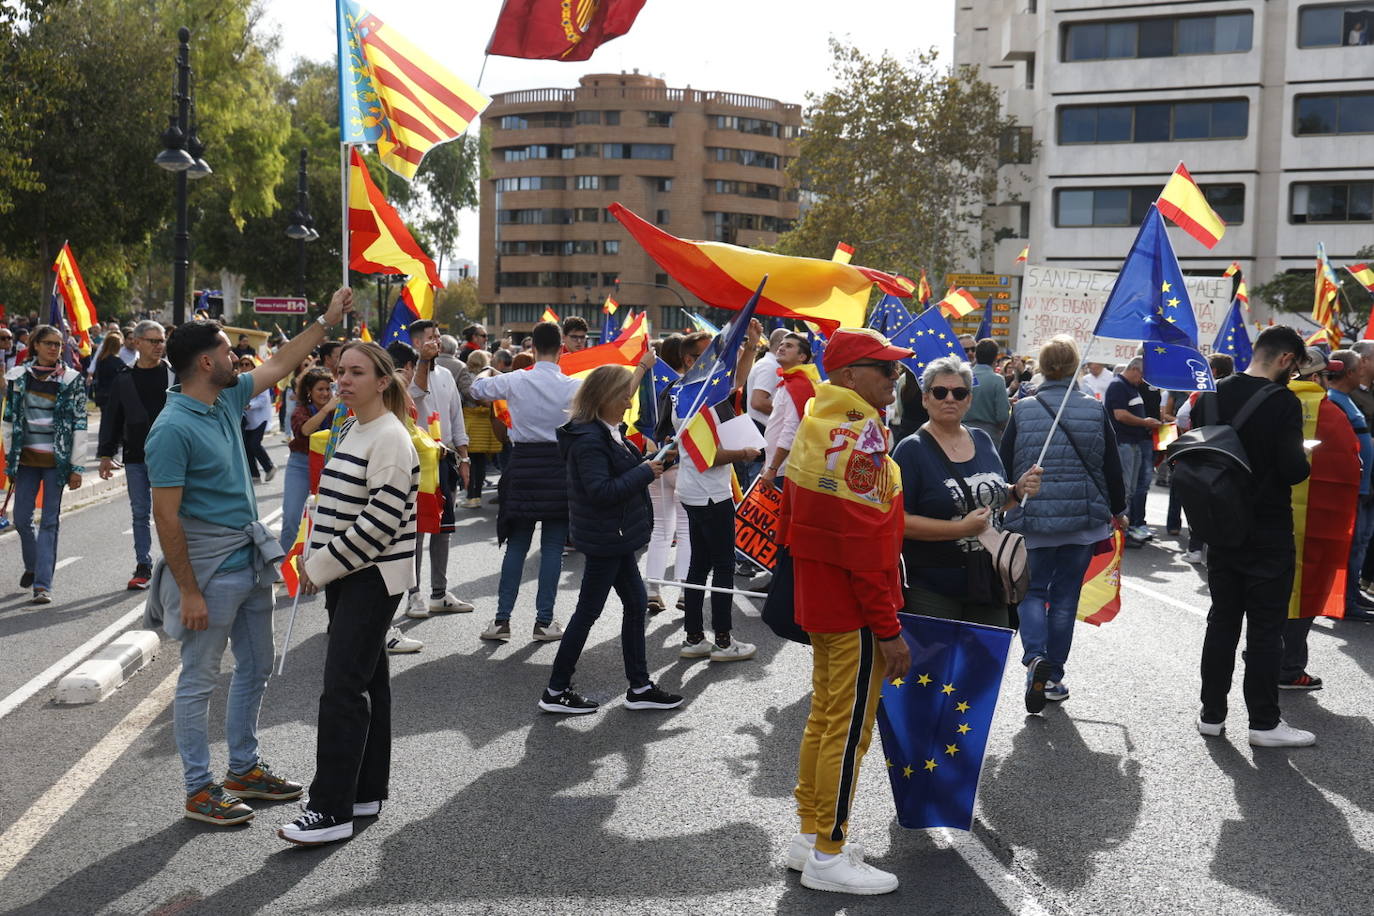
[893,427,1010,596]
[1104,377,1148,444]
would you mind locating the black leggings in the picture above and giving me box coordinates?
[683,498,736,637]
[242,421,273,477]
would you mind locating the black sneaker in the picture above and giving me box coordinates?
[20,570,34,589]
[277,808,354,846]
[1278,673,1323,690]
[538,687,599,715]
[1025,657,1051,714]
[624,684,685,711]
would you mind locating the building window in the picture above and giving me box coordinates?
[706,211,796,240]
[1058,99,1248,143]
[605,110,621,126]
[497,208,576,225]
[575,110,601,124]
[602,143,674,159]
[498,144,575,161]
[494,176,568,191]
[1063,12,1253,60]
[601,272,620,286]
[603,240,620,255]
[708,147,782,169]
[575,143,600,158]
[575,175,600,190]
[655,209,670,225]
[576,208,601,223]
[650,177,673,192]
[1291,181,1374,222]
[711,115,782,137]
[655,273,669,286]
[603,175,620,190]
[1295,92,1374,134]
[499,240,600,256]
[495,271,601,288]
[1054,185,1245,226]
[998,126,1034,163]
[646,111,674,127]
[707,179,782,200]
[1299,5,1374,47]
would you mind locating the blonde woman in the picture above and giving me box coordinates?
[279,342,419,845]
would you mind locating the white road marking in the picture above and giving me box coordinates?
[53,556,81,572]
[935,828,1059,915]
[0,602,147,721]
[262,506,283,526]
[0,664,177,884]
[1121,580,1207,619]
[122,528,133,535]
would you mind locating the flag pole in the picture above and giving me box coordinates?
[340,142,351,331]
[276,501,313,676]
[1023,343,1098,504]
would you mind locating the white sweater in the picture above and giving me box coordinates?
[303,411,420,596]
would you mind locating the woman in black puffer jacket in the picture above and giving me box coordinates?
[538,365,685,715]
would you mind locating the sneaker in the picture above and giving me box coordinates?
[1196,715,1225,737]
[786,834,867,872]
[647,595,666,616]
[127,563,153,590]
[1249,719,1316,748]
[480,619,512,642]
[461,497,481,509]
[1044,681,1070,702]
[278,808,353,846]
[676,596,686,611]
[1130,525,1154,541]
[1278,673,1323,690]
[800,847,898,896]
[746,571,773,593]
[31,588,51,605]
[1182,550,1204,565]
[679,637,714,659]
[224,762,304,801]
[1166,527,1182,536]
[264,466,278,483]
[184,783,255,826]
[710,639,757,662]
[538,687,599,714]
[353,800,382,818]
[624,684,685,710]
[404,591,430,619]
[1024,657,1051,714]
[428,591,474,613]
[385,627,423,654]
[1342,607,1374,623]
[1355,592,1374,611]
[19,569,34,589]
[532,620,564,642]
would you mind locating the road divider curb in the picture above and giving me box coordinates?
[53,630,160,705]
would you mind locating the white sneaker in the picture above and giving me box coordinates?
[404,592,430,619]
[679,638,715,659]
[786,833,866,872]
[428,591,474,613]
[1196,715,1224,737]
[710,639,757,662]
[532,620,564,642]
[461,497,481,509]
[800,847,898,895]
[264,466,278,483]
[1182,549,1204,564]
[352,800,381,817]
[385,627,422,654]
[1249,719,1316,748]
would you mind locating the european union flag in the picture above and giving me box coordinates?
[876,613,1013,830]
[652,357,680,399]
[1212,297,1252,372]
[867,294,914,337]
[975,295,994,342]
[1094,205,1199,347]
[888,306,962,381]
[806,328,829,381]
[381,294,418,346]
[600,310,619,343]
[1143,341,1216,391]
[673,278,765,419]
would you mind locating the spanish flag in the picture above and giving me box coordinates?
[679,401,729,473]
[541,307,560,323]
[52,243,98,355]
[608,203,913,335]
[1288,380,1359,618]
[1156,162,1226,249]
[1236,278,1249,309]
[411,414,443,534]
[280,508,313,598]
[359,322,373,343]
[831,241,854,265]
[1077,524,1124,626]
[1015,246,1029,263]
[602,296,619,315]
[1223,261,1243,278]
[559,311,648,378]
[938,287,979,319]
[348,147,442,318]
[916,269,933,306]
[1347,263,1374,295]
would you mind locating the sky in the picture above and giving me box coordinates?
[260,0,956,269]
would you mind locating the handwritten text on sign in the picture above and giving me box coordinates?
[735,478,782,572]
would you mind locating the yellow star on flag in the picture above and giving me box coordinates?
[945,743,960,756]
[885,757,894,768]
[957,723,971,735]
[1166,297,1180,308]
[902,765,914,778]
[941,683,955,695]
[1161,281,1172,292]
[955,701,971,713]
[1154,346,1167,354]
[916,673,932,686]
[924,759,938,771]
[890,677,906,688]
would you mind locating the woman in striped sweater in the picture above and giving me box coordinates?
[278,342,419,846]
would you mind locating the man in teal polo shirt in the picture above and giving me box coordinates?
[147,287,353,826]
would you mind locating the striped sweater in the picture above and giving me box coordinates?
[303,411,420,596]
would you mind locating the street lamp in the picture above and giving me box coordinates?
[285,149,319,302]
[155,26,212,326]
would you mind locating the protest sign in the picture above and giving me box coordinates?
[735,477,782,572]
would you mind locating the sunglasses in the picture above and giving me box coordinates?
[930,385,971,401]
[848,360,900,377]
[567,333,587,341]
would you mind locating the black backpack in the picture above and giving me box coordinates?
[1165,383,1283,548]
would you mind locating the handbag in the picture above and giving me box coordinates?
[917,430,1030,605]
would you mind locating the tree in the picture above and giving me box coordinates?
[774,40,1027,284]
[1253,244,1374,342]
[433,277,481,333]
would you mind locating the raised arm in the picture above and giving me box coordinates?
[249,288,353,398]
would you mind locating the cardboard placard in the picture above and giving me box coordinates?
[735,476,783,572]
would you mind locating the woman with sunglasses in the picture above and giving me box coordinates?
[4,324,87,603]
[892,355,1041,628]
[238,355,277,483]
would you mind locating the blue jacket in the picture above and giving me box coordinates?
[557,419,655,556]
[998,379,1126,535]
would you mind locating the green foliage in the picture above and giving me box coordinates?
[1253,244,1374,339]
[775,40,1027,283]
[433,277,480,332]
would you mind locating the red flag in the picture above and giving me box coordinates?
[486,0,646,61]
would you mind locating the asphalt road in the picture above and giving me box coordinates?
[2,442,1373,916]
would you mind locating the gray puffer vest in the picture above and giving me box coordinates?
[1003,379,1112,535]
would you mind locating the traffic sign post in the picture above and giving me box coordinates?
[253,297,309,315]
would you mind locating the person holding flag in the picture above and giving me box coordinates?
[4,324,87,603]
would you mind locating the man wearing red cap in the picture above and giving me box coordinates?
[780,327,913,896]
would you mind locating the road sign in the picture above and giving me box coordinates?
[253,297,308,315]
[945,273,1010,288]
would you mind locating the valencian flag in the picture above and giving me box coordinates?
[349,147,443,322]
[938,287,979,320]
[1312,242,1342,347]
[337,0,490,181]
[867,294,914,337]
[1077,523,1125,626]
[1095,204,1214,393]
[52,243,98,356]
[876,613,1013,830]
[1156,161,1226,249]
[887,305,962,379]
[487,0,646,61]
[560,310,649,378]
[1288,381,1359,618]
[608,203,912,334]
[1212,296,1253,371]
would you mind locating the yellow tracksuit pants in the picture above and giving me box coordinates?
[794,628,884,854]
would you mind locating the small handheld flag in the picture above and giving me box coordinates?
[1015,246,1029,264]
[1156,161,1226,249]
[888,307,962,379]
[1223,261,1243,278]
[937,287,979,319]
[831,241,855,265]
[1348,263,1374,295]
[976,295,994,341]
[916,269,933,306]
[541,307,561,323]
[1212,297,1253,372]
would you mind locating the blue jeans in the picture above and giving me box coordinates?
[547,551,650,692]
[13,464,65,590]
[496,518,568,624]
[173,564,275,795]
[125,461,153,568]
[1017,543,1095,683]
[1118,440,1153,526]
[1348,496,1374,609]
[278,451,312,554]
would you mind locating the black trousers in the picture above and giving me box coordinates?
[467,453,487,499]
[683,498,736,637]
[547,551,651,693]
[242,421,273,477]
[1200,544,1294,731]
[309,565,401,820]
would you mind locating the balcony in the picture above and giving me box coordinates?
[1000,12,1037,62]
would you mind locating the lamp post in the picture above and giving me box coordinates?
[154,26,212,326]
[285,149,319,318]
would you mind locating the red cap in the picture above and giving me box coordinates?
[822,328,914,374]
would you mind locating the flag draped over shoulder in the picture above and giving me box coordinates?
[1288,381,1359,619]
[608,203,912,334]
[1156,161,1226,249]
[486,0,646,61]
[337,0,489,181]
[52,243,98,355]
[348,148,442,318]
[877,613,1013,830]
